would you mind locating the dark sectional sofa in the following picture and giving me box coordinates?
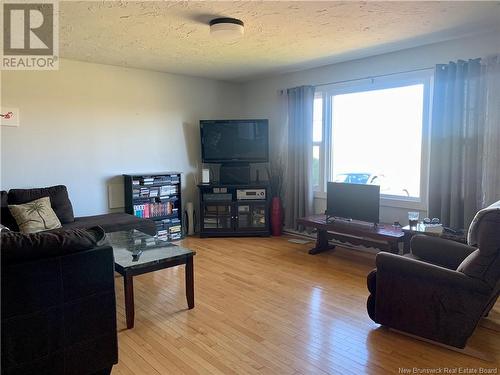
[1,227,118,375]
[1,185,157,374]
[1,185,156,235]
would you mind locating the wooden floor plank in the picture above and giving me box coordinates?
[112,235,500,375]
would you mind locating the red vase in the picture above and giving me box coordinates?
[271,197,283,236]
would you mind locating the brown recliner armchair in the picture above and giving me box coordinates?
[367,209,500,348]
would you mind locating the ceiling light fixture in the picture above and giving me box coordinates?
[209,18,244,40]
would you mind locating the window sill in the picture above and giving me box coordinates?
[314,191,327,199]
[313,191,427,211]
[380,196,426,210]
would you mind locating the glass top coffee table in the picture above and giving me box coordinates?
[107,230,196,329]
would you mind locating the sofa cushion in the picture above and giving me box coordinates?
[8,185,75,224]
[1,190,18,230]
[62,213,157,235]
[0,226,106,264]
[9,197,62,234]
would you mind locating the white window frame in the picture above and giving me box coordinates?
[312,91,326,191]
[313,69,433,210]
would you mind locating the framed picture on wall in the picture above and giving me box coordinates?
[1,108,20,127]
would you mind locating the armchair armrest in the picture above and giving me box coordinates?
[377,252,490,294]
[410,235,476,269]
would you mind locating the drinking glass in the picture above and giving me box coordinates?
[408,211,419,228]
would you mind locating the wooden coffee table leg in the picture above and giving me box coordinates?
[124,274,135,329]
[309,229,336,255]
[185,257,194,309]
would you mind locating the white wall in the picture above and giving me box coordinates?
[240,31,500,224]
[2,31,499,223]
[1,59,241,216]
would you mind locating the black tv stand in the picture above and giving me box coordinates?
[198,183,270,237]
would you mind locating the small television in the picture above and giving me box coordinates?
[326,182,380,224]
[200,119,269,163]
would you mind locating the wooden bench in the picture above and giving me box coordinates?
[297,214,404,255]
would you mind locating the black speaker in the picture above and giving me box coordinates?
[220,164,250,184]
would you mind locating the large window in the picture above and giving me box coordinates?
[313,70,432,207]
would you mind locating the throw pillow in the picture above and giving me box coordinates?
[8,197,62,233]
[7,185,75,224]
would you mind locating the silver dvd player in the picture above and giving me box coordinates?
[236,189,266,200]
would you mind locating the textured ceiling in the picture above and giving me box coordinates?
[59,1,500,82]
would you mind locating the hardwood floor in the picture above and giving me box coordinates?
[112,236,500,375]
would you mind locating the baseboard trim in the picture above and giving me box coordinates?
[389,328,493,362]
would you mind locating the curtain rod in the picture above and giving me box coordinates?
[314,66,434,88]
[279,66,434,94]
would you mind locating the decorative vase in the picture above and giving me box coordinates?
[271,196,283,236]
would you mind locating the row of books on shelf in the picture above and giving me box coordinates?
[132,175,180,186]
[157,226,182,241]
[133,197,178,205]
[133,185,179,199]
[133,202,178,219]
[156,218,182,241]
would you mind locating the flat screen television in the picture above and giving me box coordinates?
[200,119,269,163]
[326,182,380,224]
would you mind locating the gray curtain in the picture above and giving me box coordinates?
[480,56,500,208]
[429,57,500,228]
[284,86,315,230]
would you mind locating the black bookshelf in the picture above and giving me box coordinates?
[124,172,182,241]
[198,183,270,238]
